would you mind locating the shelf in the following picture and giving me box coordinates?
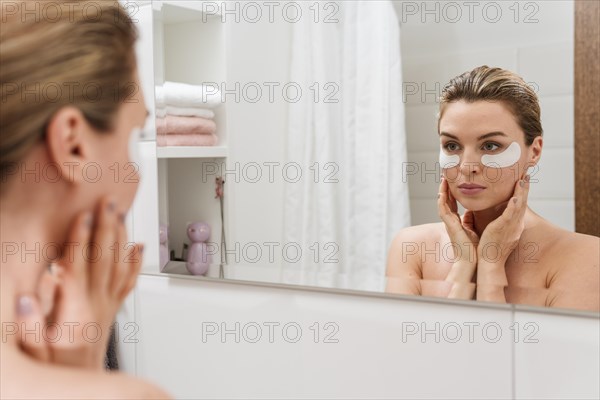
[157,145,227,159]
[162,260,222,278]
[153,1,221,23]
[162,262,288,285]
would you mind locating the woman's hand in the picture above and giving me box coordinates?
[438,177,479,269]
[16,196,144,370]
[476,174,530,287]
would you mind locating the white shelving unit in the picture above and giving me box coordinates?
[156,145,228,159]
[132,1,230,276]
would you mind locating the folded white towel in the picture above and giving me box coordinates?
[163,81,221,109]
[155,107,166,118]
[165,106,215,119]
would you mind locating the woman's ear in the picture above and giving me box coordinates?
[45,107,90,185]
[526,136,543,169]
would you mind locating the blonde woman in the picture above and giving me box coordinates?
[1,2,170,398]
[386,66,599,311]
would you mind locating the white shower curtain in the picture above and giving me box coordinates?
[282,1,411,290]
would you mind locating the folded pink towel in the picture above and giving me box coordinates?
[155,115,216,136]
[157,133,218,147]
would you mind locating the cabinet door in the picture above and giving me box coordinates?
[131,142,160,273]
[131,2,156,141]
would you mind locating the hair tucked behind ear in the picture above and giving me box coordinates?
[438,65,543,146]
[0,0,138,193]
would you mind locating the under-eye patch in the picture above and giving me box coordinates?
[481,142,521,168]
[439,150,460,169]
[438,141,522,169]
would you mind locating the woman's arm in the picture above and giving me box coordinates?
[476,261,509,303]
[475,176,530,303]
[438,178,479,299]
[385,226,428,295]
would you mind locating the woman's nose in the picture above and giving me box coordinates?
[459,150,482,175]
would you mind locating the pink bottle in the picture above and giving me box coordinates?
[185,222,211,275]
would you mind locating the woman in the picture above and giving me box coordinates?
[386,66,599,311]
[1,1,170,398]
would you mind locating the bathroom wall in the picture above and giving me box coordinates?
[397,0,575,229]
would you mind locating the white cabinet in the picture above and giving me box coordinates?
[130,1,230,277]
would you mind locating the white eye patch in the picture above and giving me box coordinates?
[481,141,521,168]
[439,141,522,169]
[439,151,460,169]
[128,127,142,168]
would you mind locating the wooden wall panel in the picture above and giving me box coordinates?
[574,0,599,237]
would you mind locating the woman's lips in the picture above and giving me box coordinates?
[458,187,485,195]
[457,183,486,195]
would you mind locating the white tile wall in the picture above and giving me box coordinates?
[400,1,575,231]
[514,309,600,399]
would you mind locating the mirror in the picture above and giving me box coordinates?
[148,0,598,313]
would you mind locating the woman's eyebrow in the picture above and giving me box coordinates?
[439,132,459,140]
[439,131,508,140]
[477,131,508,140]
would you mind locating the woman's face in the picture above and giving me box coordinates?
[84,71,148,215]
[438,100,539,212]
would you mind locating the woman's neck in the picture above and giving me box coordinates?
[0,197,54,347]
[471,203,539,240]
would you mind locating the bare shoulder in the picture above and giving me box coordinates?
[550,229,599,266]
[1,347,172,400]
[386,223,446,279]
[545,229,599,311]
[389,222,446,246]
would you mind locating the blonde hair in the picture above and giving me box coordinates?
[438,65,543,145]
[0,0,138,191]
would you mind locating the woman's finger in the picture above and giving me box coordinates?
[518,174,531,218]
[462,210,476,231]
[60,211,93,287]
[15,295,51,363]
[446,178,459,215]
[119,243,144,299]
[89,196,118,294]
[38,266,61,317]
[438,188,463,235]
[111,212,131,297]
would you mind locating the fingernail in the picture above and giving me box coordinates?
[17,296,34,316]
[83,212,93,228]
[519,180,525,188]
[107,198,116,213]
[437,193,441,198]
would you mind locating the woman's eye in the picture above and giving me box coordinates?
[482,142,500,151]
[444,142,460,151]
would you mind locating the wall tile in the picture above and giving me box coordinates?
[514,310,600,399]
